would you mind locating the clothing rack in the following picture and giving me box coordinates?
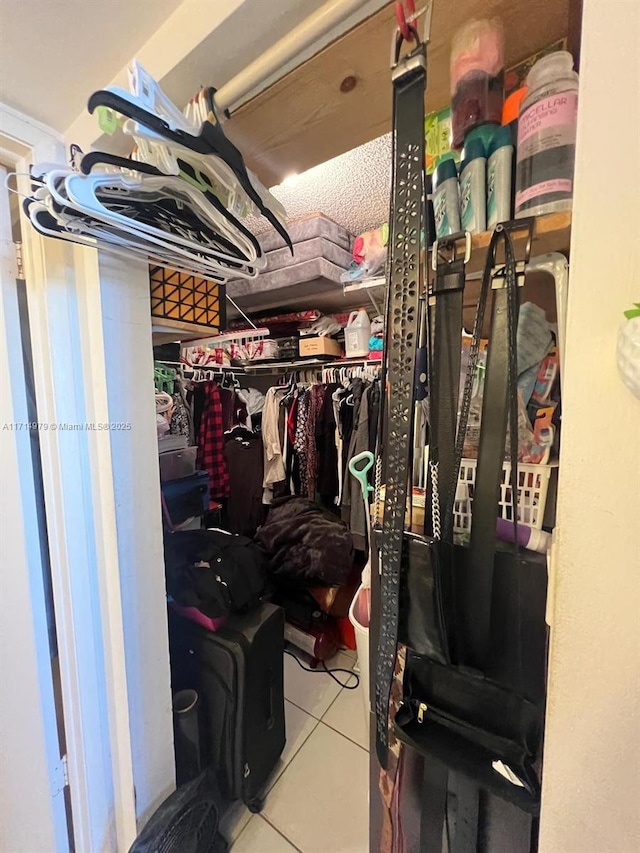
[179,364,243,385]
[239,357,382,376]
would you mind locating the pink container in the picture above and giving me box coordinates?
[450,19,505,149]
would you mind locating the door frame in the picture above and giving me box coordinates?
[0,103,138,852]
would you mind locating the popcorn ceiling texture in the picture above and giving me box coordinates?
[250,133,392,237]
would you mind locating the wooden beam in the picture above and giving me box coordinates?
[227,0,571,187]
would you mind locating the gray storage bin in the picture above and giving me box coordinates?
[159,446,198,482]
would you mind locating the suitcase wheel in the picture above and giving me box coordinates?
[247,798,263,814]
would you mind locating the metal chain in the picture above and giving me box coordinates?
[373,454,383,529]
[430,460,442,539]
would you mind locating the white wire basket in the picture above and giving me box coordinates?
[453,459,552,533]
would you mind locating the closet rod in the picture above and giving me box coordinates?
[216,0,374,113]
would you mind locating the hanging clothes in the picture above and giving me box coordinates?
[346,384,372,550]
[285,389,301,495]
[340,378,364,531]
[263,386,287,502]
[218,385,236,432]
[169,381,191,439]
[332,387,345,505]
[224,430,265,536]
[368,379,381,455]
[316,382,341,505]
[196,381,230,500]
[293,390,310,498]
[304,384,325,500]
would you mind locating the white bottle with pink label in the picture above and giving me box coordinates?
[515,51,579,218]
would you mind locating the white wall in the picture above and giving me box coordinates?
[98,254,176,827]
[539,2,640,851]
[0,166,67,853]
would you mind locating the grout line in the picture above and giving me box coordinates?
[283,695,327,722]
[231,813,254,848]
[260,814,305,853]
[263,702,320,794]
[318,718,369,754]
[319,683,344,722]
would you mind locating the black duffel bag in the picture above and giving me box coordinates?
[164,529,267,618]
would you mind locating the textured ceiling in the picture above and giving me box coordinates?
[250,132,392,238]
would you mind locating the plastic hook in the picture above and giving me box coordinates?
[395,1,415,42]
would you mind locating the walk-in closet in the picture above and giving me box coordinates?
[1,1,639,853]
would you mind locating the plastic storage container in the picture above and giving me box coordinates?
[450,19,505,149]
[515,51,579,218]
[159,446,198,482]
[453,459,552,533]
[345,308,371,358]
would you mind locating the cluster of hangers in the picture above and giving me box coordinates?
[18,61,292,280]
[275,361,382,388]
[154,361,179,393]
[179,363,241,388]
[321,362,381,384]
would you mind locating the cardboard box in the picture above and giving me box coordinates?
[299,336,342,358]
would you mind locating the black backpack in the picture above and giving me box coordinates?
[164,530,267,618]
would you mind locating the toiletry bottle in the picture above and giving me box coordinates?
[459,137,487,234]
[487,125,514,227]
[433,155,461,238]
[515,51,579,218]
[450,19,505,149]
[501,86,527,215]
[502,86,527,147]
[496,518,551,554]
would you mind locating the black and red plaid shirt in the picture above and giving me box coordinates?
[196,381,230,499]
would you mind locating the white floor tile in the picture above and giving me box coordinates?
[339,648,358,668]
[322,685,369,750]
[263,723,369,853]
[284,650,356,718]
[232,815,297,852]
[219,800,252,844]
[265,700,319,792]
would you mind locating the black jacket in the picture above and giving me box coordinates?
[255,497,354,587]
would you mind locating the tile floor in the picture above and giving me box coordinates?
[225,646,369,852]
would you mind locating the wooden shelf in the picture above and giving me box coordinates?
[227,0,571,187]
[460,212,572,335]
[463,211,572,274]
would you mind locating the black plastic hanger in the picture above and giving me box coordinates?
[80,150,263,263]
[87,88,293,253]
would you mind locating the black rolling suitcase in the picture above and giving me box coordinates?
[169,602,286,813]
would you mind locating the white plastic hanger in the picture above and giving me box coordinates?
[34,169,232,277]
[24,61,291,278]
[62,171,262,276]
[118,62,287,227]
[28,195,232,280]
